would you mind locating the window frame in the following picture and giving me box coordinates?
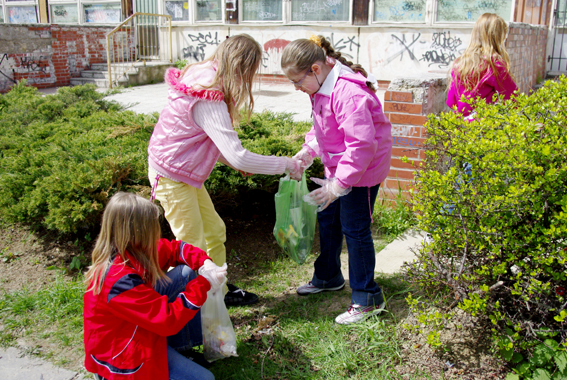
[49,2,79,23]
[369,0,515,25]
[3,0,39,23]
[287,0,354,25]
[239,0,284,24]
[81,0,122,24]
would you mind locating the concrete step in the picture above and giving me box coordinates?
[79,70,106,79]
[90,63,108,71]
[70,76,127,88]
[75,61,172,88]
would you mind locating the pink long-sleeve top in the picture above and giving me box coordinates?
[446,60,518,117]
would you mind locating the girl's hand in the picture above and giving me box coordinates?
[303,177,351,211]
[293,147,315,170]
[284,157,303,180]
[198,259,228,290]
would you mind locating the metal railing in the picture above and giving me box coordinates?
[106,13,172,88]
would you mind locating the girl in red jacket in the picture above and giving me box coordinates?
[83,192,226,380]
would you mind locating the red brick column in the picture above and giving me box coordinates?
[380,77,448,199]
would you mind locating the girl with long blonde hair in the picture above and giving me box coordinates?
[84,192,227,380]
[447,13,518,116]
[147,34,301,307]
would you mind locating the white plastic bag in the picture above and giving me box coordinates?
[201,280,238,362]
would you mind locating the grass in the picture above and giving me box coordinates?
[0,274,84,366]
[0,183,419,379]
[0,270,427,379]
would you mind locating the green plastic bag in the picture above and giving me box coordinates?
[273,173,317,265]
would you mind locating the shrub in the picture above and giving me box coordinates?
[0,82,322,234]
[405,76,567,376]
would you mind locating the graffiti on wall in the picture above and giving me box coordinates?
[0,53,56,89]
[420,31,462,68]
[259,33,359,73]
[384,30,464,69]
[182,32,221,62]
[18,55,50,73]
[0,54,17,85]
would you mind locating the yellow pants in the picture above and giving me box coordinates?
[148,167,227,267]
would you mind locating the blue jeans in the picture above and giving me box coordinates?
[155,265,214,380]
[311,185,384,307]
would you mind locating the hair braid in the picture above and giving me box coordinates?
[318,35,375,92]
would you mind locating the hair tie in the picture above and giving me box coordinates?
[309,35,322,47]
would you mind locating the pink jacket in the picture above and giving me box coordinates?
[447,60,517,117]
[305,62,392,188]
[147,62,225,189]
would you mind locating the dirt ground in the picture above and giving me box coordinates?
[0,190,508,379]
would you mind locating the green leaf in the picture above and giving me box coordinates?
[512,352,524,364]
[532,368,552,380]
[531,343,554,367]
[506,373,520,380]
[555,351,567,373]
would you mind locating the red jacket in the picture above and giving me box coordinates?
[83,239,211,380]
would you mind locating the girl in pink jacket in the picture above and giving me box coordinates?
[447,13,517,118]
[281,35,392,325]
[147,35,301,307]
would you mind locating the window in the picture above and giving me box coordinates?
[374,0,425,22]
[436,0,512,22]
[196,0,222,21]
[5,0,38,23]
[51,3,79,23]
[242,0,281,21]
[164,0,189,21]
[83,2,121,23]
[291,0,350,22]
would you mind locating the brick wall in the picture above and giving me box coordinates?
[0,24,113,92]
[380,77,448,199]
[506,22,548,94]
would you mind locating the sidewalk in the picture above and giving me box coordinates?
[100,81,386,122]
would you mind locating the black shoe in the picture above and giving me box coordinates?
[224,283,259,307]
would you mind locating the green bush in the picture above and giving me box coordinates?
[0,81,321,234]
[405,76,567,376]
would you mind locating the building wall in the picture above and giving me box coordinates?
[0,22,547,94]
[0,24,111,92]
[171,25,472,81]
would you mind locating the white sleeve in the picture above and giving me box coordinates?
[193,101,287,175]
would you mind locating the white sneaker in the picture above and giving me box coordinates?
[335,302,386,325]
[296,281,345,296]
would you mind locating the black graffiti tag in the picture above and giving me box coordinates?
[326,33,359,60]
[420,50,456,68]
[0,54,17,83]
[19,56,49,72]
[183,32,220,62]
[431,31,462,52]
[182,45,205,61]
[187,32,220,46]
[386,33,422,64]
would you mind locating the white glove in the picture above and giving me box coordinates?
[283,157,303,181]
[293,147,315,170]
[198,259,227,290]
[303,177,351,212]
